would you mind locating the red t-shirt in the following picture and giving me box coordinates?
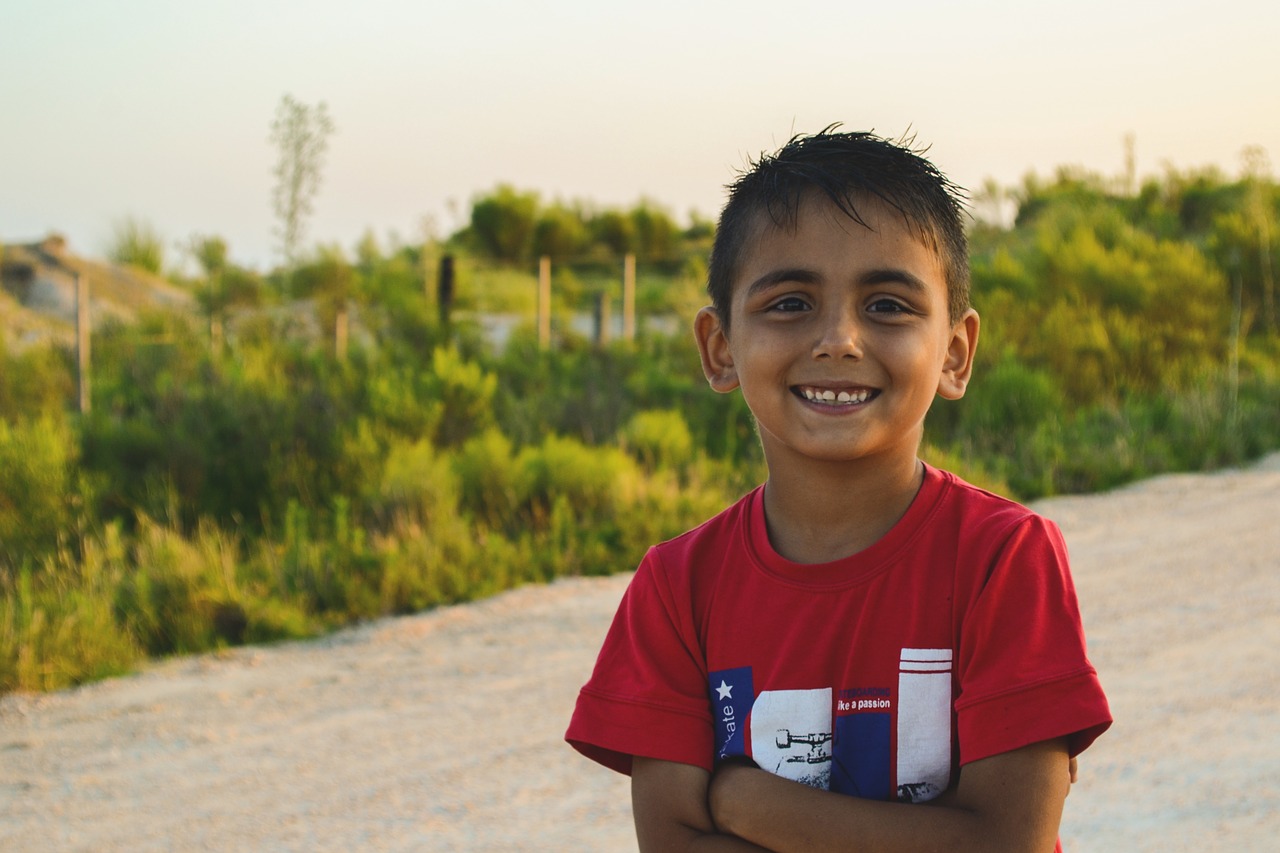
[567,464,1110,806]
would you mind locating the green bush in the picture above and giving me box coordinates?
[453,428,523,530]
[621,409,694,473]
[0,531,139,693]
[114,517,247,655]
[0,415,82,574]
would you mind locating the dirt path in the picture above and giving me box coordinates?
[3,456,1278,851]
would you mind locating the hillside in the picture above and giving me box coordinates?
[0,234,194,348]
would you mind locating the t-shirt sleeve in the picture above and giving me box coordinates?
[954,515,1112,766]
[565,547,714,776]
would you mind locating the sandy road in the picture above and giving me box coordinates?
[2,455,1278,851]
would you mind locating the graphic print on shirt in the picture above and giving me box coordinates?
[895,648,953,802]
[750,688,833,789]
[832,687,893,799]
[708,649,952,800]
[709,667,755,761]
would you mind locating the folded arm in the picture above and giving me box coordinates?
[633,737,1070,853]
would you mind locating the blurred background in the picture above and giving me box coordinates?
[5,0,1276,268]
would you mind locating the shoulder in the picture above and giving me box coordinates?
[929,465,1053,533]
[622,486,761,627]
[924,466,1066,570]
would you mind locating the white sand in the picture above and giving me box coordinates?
[2,455,1278,852]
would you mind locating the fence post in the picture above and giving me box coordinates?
[437,253,455,328]
[538,255,551,348]
[335,301,349,360]
[76,271,91,414]
[594,290,611,347]
[622,252,636,341]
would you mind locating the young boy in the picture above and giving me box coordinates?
[566,129,1111,852]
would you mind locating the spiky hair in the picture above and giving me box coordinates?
[706,126,971,329]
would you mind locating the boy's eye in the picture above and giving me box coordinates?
[769,296,810,313]
[867,298,910,315]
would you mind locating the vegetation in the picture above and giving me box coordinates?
[270,94,335,269]
[107,216,167,275]
[3,156,1278,695]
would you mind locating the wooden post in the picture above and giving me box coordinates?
[437,254,455,328]
[209,270,225,354]
[622,253,636,341]
[76,272,90,414]
[1229,251,1243,425]
[335,301,349,361]
[594,290,611,347]
[538,255,551,349]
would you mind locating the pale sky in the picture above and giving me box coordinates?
[3,0,1277,271]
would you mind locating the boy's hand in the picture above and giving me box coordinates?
[693,738,1071,853]
[632,757,772,851]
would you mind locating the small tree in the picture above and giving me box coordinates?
[270,94,335,270]
[468,185,540,262]
[188,236,262,352]
[108,216,166,275]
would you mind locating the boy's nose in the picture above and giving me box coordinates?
[813,310,863,360]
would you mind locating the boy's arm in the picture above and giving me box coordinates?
[632,757,773,852]
[707,737,1071,853]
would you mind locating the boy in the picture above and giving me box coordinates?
[566,129,1111,851]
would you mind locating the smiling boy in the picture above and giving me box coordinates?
[566,129,1111,851]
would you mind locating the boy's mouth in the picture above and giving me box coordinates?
[794,385,877,406]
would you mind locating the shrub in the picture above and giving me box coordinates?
[114,517,246,655]
[0,531,139,693]
[453,428,523,530]
[621,409,694,473]
[0,415,81,574]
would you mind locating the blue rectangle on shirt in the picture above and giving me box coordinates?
[832,712,891,799]
[708,667,754,760]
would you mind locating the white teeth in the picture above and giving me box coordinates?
[800,387,870,405]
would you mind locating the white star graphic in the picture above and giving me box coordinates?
[716,680,733,700]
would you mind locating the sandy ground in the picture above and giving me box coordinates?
[2,456,1278,852]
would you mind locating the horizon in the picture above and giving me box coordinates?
[3,0,1277,272]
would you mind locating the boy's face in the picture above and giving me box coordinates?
[695,192,979,469]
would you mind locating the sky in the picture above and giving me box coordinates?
[3,0,1278,272]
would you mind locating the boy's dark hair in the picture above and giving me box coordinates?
[707,127,971,329]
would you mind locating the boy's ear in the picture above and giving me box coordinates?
[937,309,980,400]
[694,306,740,394]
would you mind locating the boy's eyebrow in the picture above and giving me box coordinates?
[744,267,821,298]
[859,268,931,293]
[745,267,931,297]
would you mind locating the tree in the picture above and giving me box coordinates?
[108,216,166,275]
[532,202,588,260]
[590,209,635,256]
[468,185,540,262]
[629,200,677,261]
[270,94,335,269]
[188,235,263,351]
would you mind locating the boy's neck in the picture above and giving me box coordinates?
[761,452,925,565]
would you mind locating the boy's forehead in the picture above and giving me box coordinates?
[732,192,942,277]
